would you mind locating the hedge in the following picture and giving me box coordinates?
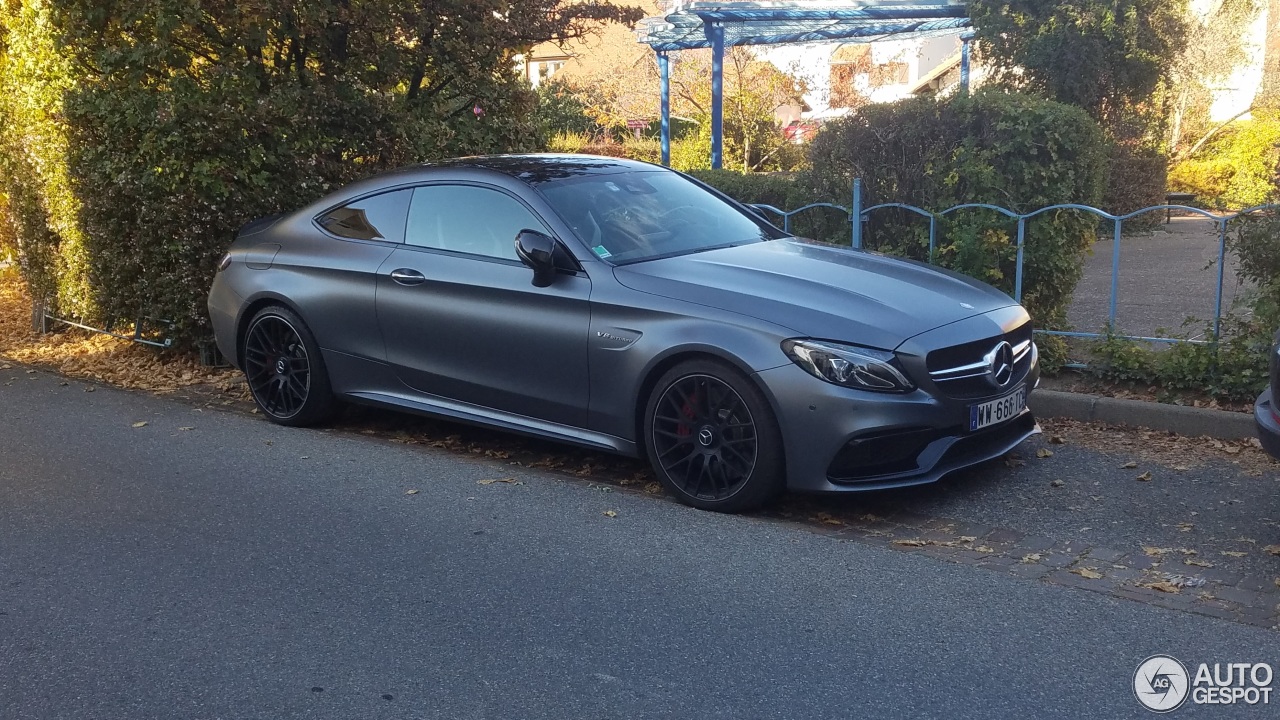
[0,1,639,347]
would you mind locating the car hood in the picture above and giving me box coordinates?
[613,240,1017,349]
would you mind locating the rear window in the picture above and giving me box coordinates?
[317,189,411,243]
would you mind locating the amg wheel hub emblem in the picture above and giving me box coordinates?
[697,427,715,447]
[275,359,288,375]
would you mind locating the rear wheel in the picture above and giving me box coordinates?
[242,305,334,426]
[643,359,785,512]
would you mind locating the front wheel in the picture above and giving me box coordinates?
[241,305,335,427]
[643,359,785,512]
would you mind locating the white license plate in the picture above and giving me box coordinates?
[969,386,1026,432]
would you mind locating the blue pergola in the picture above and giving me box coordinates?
[635,2,975,168]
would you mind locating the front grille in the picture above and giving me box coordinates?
[926,322,1034,399]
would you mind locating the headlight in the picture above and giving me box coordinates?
[781,339,914,393]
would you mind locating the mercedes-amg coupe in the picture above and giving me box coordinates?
[208,155,1039,512]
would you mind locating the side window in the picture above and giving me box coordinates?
[405,185,549,261]
[317,189,411,243]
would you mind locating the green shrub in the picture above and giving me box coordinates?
[1102,147,1168,229]
[1168,113,1280,209]
[547,131,593,154]
[534,81,599,141]
[805,89,1108,366]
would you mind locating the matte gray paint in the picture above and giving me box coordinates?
[208,155,1039,493]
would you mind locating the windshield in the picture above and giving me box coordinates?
[536,170,774,263]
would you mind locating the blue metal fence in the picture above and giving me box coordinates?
[750,179,1280,348]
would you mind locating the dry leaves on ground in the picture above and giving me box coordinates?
[1040,418,1275,475]
[0,269,243,396]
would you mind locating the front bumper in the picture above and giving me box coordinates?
[1253,388,1280,459]
[756,359,1039,493]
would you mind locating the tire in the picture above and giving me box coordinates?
[241,305,335,427]
[643,358,785,512]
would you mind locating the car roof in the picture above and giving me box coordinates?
[406,154,663,186]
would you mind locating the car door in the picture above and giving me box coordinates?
[280,187,412,362]
[375,183,592,428]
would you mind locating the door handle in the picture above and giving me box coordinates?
[389,268,426,286]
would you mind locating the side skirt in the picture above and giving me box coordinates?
[344,389,637,456]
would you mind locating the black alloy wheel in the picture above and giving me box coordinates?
[644,359,784,512]
[242,306,334,426]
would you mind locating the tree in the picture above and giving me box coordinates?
[1167,0,1262,152]
[969,0,1187,126]
[668,48,807,172]
[1260,0,1280,107]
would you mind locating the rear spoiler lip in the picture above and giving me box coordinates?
[235,212,286,239]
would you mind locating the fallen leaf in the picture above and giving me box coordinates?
[1048,435,1066,444]
[84,386,94,392]
[1145,581,1182,594]
[178,426,194,431]
[477,477,520,485]
[1035,448,1054,458]
[1004,454,1025,468]
[1021,553,1042,563]
[1264,545,1280,556]
[1177,522,1194,532]
[1185,558,1215,568]
[1224,446,1241,455]
[404,489,419,495]
[0,364,10,369]
[603,510,618,518]
[25,369,34,374]
[1143,546,1171,557]
[1173,465,1190,471]
[1050,479,1065,487]
[814,512,842,526]
[974,545,994,553]
[1221,551,1248,557]
[1120,461,1138,469]
[1136,471,1152,482]
[644,482,663,495]
[1274,578,1280,590]
[131,421,147,428]
[893,539,927,547]
[1071,567,1104,579]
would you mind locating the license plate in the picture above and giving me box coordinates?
[969,386,1026,432]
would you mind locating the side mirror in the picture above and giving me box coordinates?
[514,229,557,288]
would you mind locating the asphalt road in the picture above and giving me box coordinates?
[1,370,1277,719]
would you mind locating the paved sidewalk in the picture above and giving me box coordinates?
[1068,216,1247,340]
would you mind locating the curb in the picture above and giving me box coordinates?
[1029,389,1256,441]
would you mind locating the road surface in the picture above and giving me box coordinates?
[0,368,1276,719]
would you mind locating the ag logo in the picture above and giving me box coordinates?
[1135,655,1190,712]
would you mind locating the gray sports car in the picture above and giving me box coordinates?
[208,155,1039,512]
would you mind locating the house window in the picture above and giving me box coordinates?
[872,61,910,86]
[530,60,566,88]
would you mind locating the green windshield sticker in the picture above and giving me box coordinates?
[592,245,613,259]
